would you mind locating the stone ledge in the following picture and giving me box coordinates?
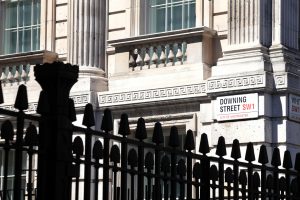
[107,26,217,50]
[0,50,58,67]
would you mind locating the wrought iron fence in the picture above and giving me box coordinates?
[0,62,299,200]
[71,105,300,200]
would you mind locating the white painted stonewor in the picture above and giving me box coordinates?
[228,0,272,47]
[68,0,106,69]
[272,0,300,49]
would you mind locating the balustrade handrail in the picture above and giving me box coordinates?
[108,27,216,49]
[0,50,57,67]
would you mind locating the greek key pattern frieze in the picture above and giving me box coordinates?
[274,74,286,86]
[99,83,207,106]
[0,103,37,113]
[70,94,90,105]
[207,74,265,93]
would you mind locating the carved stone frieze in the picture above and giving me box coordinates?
[99,83,207,106]
[70,94,90,106]
[206,73,267,93]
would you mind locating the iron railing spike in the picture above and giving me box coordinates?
[82,103,95,127]
[14,84,28,111]
[152,122,164,144]
[169,126,180,148]
[118,113,131,136]
[101,108,113,132]
[199,133,209,155]
[216,136,226,157]
[271,147,281,167]
[184,129,195,151]
[231,139,241,160]
[135,117,147,140]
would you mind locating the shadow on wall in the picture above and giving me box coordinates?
[270,95,283,146]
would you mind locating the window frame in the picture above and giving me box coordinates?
[0,0,41,55]
[144,0,196,34]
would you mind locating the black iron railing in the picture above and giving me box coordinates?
[71,105,300,200]
[0,62,299,200]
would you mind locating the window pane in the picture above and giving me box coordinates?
[172,4,183,30]
[190,3,196,27]
[6,2,18,28]
[23,29,31,52]
[184,1,196,28]
[156,7,166,32]
[156,0,166,5]
[32,27,40,50]
[24,1,32,26]
[167,6,171,31]
[34,0,41,24]
[148,0,195,34]
[19,30,24,52]
[19,1,24,27]
[5,30,17,54]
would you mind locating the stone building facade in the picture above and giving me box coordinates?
[0,0,300,173]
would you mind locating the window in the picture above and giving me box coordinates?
[1,0,41,54]
[0,150,27,199]
[147,0,196,34]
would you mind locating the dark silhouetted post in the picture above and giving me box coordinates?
[14,85,28,200]
[1,120,14,200]
[199,133,210,200]
[245,142,255,200]
[184,130,195,200]
[258,145,269,200]
[82,103,95,200]
[119,113,131,200]
[34,62,78,200]
[152,122,164,200]
[271,148,281,200]
[169,126,180,200]
[135,118,147,200]
[101,108,113,200]
[283,150,292,200]
[216,136,227,200]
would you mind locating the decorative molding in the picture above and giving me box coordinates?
[274,74,287,87]
[0,103,38,114]
[207,74,266,93]
[98,83,207,106]
[0,94,92,113]
[98,73,285,107]
[70,94,90,106]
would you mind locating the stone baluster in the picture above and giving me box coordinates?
[129,50,137,70]
[135,49,143,71]
[167,44,174,67]
[182,42,187,62]
[0,68,6,83]
[7,67,14,83]
[150,46,158,69]
[144,48,151,69]
[175,43,183,66]
[159,46,166,68]
[15,66,22,83]
[21,65,27,82]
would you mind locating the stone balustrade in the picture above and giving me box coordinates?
[108,27,218,73]
[129,41,187,70]
[0,64,31,84]
[0,50,57,86]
